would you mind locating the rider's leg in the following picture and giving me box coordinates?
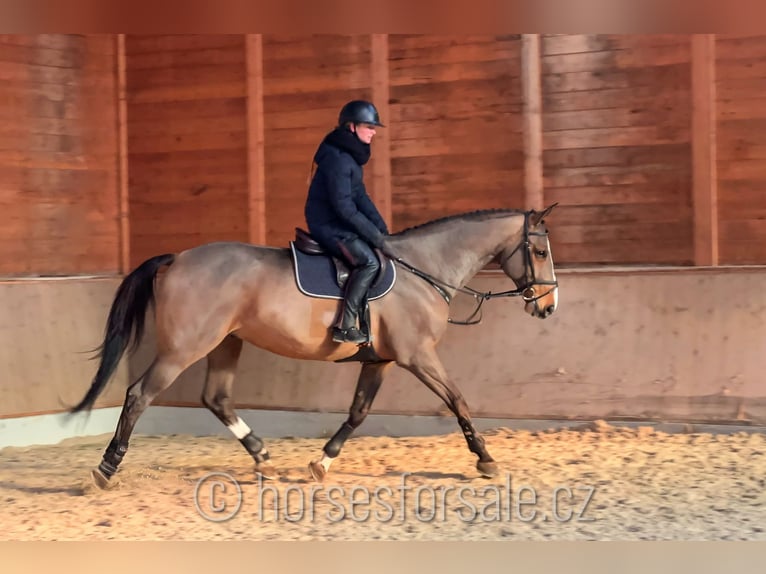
[333,238,379,344]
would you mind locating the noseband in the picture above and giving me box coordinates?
[393,211,559,325]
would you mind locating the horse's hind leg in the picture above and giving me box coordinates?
[402,348,498,478]
[309,361,392,482]
[92,355,188,489]
[201,335,276,480]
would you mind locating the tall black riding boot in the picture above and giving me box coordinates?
[331,238,381,344]
[333,270,378,344]
[332,271,373,343]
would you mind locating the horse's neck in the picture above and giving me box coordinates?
[399,217,521,288]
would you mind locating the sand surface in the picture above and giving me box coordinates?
[1,423,764,540]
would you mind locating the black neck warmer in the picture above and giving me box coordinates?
[322,126,371,166]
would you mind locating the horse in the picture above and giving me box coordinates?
[70,205,559,489]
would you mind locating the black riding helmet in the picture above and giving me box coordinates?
[338,100,385,127]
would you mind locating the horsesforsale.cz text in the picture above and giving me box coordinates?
[194,472,597,524]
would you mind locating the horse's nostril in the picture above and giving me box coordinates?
[545,305,555,316]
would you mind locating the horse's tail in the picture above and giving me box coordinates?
[70,253,175,413]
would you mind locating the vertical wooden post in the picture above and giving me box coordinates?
[691,34,718,266]
[521,34,544,211]
[246,34,267,245]
[115,34,130,272]
[370,34,392,230]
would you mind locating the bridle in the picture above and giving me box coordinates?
[392,211,559,325]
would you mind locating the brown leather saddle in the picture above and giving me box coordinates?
[293,227,388,289]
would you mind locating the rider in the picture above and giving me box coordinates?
[304,100,399,345]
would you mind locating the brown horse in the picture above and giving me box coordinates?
[70,205,559,489]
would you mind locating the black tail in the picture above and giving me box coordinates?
[70,254,175,413]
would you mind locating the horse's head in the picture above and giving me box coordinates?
[498,204,559,319]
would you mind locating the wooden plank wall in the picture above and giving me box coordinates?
[540,35,694,265]
[124,35,249,266]
[9,34,766,275]
[119,33,766,266]
[388,35,524,229]
[261,35,373,247]
[258,34,526,244]
[716,35,766,264]
[0,34,120,275]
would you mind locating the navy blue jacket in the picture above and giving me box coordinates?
[304,137,389,253]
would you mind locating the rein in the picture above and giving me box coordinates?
[391,212,558,325]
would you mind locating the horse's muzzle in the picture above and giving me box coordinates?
[526,300,556,319]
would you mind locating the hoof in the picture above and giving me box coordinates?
[90,468,113,490]
[308,460,326,483]
[477,460,499,478]
[255,462,278,480]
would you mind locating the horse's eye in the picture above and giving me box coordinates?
[535,249,547,258]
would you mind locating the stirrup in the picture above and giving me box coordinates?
[332,327,368,345]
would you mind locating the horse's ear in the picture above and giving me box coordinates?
[529,202,558,226]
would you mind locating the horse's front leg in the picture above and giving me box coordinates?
[309,360,392,482]
[402,348,499,478]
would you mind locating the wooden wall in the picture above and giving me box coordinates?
[259,34,525,245]
[125,35,250,267]
[123,34,525,254]
[389,35,525,229]
[541,35,694,265]
[261,35,374,247]
[6,34,766,424]
[0,34,120,276]
[7,34,766,276]
[716,35,766,264]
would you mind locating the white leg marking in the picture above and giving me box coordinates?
[320,453,335,472]
[227,417,252,440]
